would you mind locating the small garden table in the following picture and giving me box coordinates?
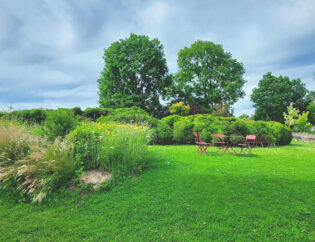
[221,136,244,156]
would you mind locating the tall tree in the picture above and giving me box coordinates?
[251,72,310,123]
[170,40,246,110]
[97,33,172,117]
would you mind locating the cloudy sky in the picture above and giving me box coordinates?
[1,0,314,116]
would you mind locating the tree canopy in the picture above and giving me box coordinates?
[251,72,310,123]
[169,40,246,110]
[97,33,171,117]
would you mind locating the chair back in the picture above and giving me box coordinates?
[245,135,256,145]
[194,132,201,143]
[213,133,225,139]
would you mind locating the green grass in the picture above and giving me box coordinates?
[1,142,314,241]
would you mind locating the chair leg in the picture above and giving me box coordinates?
[200,145,209,156]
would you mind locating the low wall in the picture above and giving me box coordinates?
[292,132,315,142]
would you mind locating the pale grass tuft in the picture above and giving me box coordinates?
[0,121,76,203]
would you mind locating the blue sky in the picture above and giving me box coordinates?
[0,0,314,116]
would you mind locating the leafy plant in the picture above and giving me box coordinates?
[173,119,194,144]
[44,109,77,141]
[294,111,311,132]
[69,122,152,175]
[169,102,191,116]
[154,121,173,144]
[283,103,299,128]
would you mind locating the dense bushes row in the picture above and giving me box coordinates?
[1,107,293,146]
[154,115,292,145]
[2,106,157,124]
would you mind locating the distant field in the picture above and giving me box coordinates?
[1,142,314,241]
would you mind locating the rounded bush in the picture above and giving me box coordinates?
[173,119,194,144]
[154,121,173,144]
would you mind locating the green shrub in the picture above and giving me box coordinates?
[173,119,194,144]
[83,108,113,120]
[200,123,224,143]
[294,111,311,132]
[44,109,77,141]
[193,115,216,132]
[97,106,158,127]
[154,121,173,144]
[29,109,47,123]
[161,115,182,128]
[169,101,191,116]
[307,103,315,124]
[69,122,152,175]
[71,107,83,116]
[4,109,47,124]
[269,122,292,145]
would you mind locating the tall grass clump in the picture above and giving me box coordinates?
[0,121,76,202]
[44,109,77,141]
[69,122,152,175]
[0,120,35,165]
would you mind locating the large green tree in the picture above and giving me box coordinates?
[251,72,310,123]
[97,33,172,117]
[170,40,246,110]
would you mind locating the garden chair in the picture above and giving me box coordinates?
[212,133,226,153]
[194,132,211,156]
[238,135,256,154]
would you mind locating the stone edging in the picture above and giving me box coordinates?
[292,132,315,142]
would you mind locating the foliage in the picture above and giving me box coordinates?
[71,107,83,116]
[169,102,190,116]
[162,114,292,145]
[97,106,158,127]
[307,102,315,124]
[294,111,311,132]
[173,119,194,144]
[83,108,113,121]
[97,33,172,118]
[160,115,182,128]
[0,121,33,165]
[0,122,76,203]
[4,109,47,124]
[212,103,233,117]
[69,122,152,175]
[170,40,246,110]
[44,109,77,141]
[153,121,173,145]
[268,122,292,145]
[251,72,310,123]
[238,114,250,119]
[283,103,299,127]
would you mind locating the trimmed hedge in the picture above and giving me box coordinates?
[4,109,47,124]
[83,108,113,121]
[97,106,158,127]
[154,114,292,145]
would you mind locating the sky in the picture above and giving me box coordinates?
[0,0,314,116]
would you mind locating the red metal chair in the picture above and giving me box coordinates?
[212,133,226,152]
[194,132,211,156]
[238,135,256,154]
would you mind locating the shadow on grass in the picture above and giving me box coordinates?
[288,143,303,147]
[206,150,260,158]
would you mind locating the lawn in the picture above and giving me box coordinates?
[0,141,314,241]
